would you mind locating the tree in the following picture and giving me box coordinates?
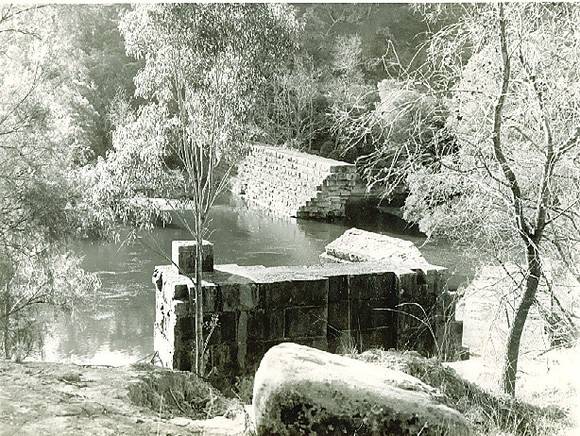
[255,56,323,150]
[374,3,580,396]
[51,5,142,158]
[296,4,429,83]
[253,4,435,157]
[0,5,103,359]
[116,4,298,375]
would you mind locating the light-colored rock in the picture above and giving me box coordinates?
[252,343,471,435]
[322,227,432,269]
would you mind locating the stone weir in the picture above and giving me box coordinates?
[153,239,463,379]
[234,144,366,220]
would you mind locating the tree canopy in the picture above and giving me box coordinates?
[100,4,299,207]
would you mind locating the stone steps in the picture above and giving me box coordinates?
[235,144,364,220]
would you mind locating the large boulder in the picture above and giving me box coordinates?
[252,343,471,435]
[321,227,432,269]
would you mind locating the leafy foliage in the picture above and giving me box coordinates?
[254,4,433,158]
[0,5,112,359]
[96,4,299,207]
[376,3,580,396]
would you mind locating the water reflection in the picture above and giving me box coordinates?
[40,195,472,366]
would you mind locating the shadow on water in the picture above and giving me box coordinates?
[41,193,474,366]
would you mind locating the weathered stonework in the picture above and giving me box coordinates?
[234,144,367,220]
[321,228,466,360]
[171,240,214,274]
[153,239,462,379]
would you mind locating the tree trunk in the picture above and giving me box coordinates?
[3,286,9,359]
[194,210,204,376]
[502,244,541,396]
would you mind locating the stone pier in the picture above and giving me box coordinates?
[153,235,463,379]
[234,144,368,220]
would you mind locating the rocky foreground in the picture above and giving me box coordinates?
[0,344,574,436]
[0,361,249,436]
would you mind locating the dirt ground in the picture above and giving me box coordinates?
[0,361,249,436]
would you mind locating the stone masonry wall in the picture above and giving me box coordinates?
[321,228,466,360]
[153,241,456,379]
[234,144,365,220]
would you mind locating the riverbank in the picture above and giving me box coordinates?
[1,344,576,436]
[0,360,249,436]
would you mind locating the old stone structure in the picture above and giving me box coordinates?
[153,235,463,379]
[234,144,367,220]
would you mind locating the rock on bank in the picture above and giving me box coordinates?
[252,343,471,435]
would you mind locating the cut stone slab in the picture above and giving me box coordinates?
[171,240,214,274]
[253,343,471,435]
[322,227,432,269]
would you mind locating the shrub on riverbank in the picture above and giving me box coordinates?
[355,349,569,436]
[128,364,243,421]
[129,350,571,435]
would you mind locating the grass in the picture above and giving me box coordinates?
[128,350,573,435]
[232,374,255,405]
[355,349,570,435]
[128,363,243,421]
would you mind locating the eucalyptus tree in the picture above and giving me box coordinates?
[357,3,580,396]
[0,5,103,359]
[117,4,298,375]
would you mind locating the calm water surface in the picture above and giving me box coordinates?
[41,196,472,365]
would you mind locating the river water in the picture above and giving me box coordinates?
[40,195,472,366]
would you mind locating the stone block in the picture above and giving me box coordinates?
[202,282,221,313]
[216,311,238,344]
[175,311,238,346]
[247,309,267,341]
[171,240,214,274]
[327,275,348,302]
[348,272,396,301]
[327,300,350,332]
[268,310,286,340]
[396,270,419,300]
[173,339,194,371]
[220,283,239,312]
[176,316,194,340]
[161,270,193,301]
[265,279,328,308]
[284,306,327,338]
[350,299,394,330]
[220,283,258,311]
[174,283,189,300]
[247,309,285,341]
[173,300,189,318]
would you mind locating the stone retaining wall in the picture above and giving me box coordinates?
[234,144,366,220]
[153,240,460,379]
